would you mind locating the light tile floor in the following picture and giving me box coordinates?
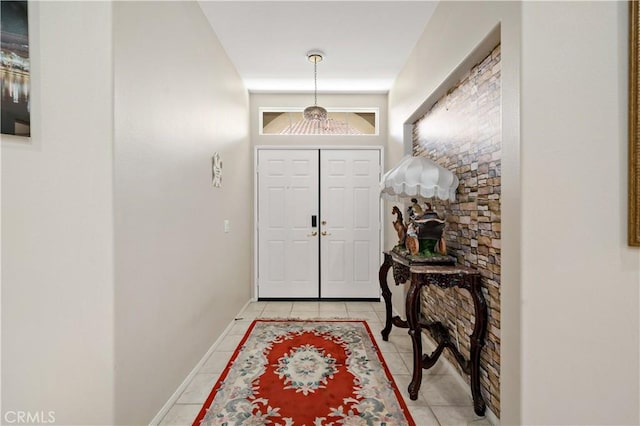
[159,301,492,426]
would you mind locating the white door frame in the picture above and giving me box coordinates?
[253,145,384,300]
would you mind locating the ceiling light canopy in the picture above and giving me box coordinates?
[380,155,459,202]
[303,51,327,121]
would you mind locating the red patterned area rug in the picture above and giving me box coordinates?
[193,319,415,425]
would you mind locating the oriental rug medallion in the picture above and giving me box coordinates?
[193,320,415,426]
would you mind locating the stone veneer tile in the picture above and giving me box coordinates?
[411,44,502,417]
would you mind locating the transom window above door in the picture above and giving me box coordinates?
[259,108,378,135]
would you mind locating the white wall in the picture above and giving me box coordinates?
[521,2,639,424]
[1,2,115,424]
[388,2,521,422]
[391,1,640,424]
[113,2,251,424]
[250,93,387,147]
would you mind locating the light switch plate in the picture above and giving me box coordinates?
[224,219,230,233]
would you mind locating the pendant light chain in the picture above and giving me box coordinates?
[314,58,318,106]
[303,51,327,121]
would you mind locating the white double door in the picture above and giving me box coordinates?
[257,148,381,299]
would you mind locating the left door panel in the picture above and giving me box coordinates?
[258,150,319,298]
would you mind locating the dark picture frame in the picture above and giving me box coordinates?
[630,0,640,245]
[1,0,30,138]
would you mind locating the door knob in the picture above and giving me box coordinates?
[321,231,331,236]
[308,231,318,236]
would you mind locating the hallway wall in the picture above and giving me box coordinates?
[388,1,520,422]
[1,2,115,424]
[113,2,251,424]
[390,1,640,424]
[520,2,639,424]
[413,44,503,416]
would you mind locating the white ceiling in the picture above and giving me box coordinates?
[198,1,438,93]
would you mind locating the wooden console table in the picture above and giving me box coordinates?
[378,249,488,416]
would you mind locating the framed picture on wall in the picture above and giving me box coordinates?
[630,1,640,245]
[1,0,30,138]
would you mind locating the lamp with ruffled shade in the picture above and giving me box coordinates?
[380,155,459,256]
[380,155,459,202]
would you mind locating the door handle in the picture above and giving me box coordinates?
[308,231,318,237]
[321,231,331,236]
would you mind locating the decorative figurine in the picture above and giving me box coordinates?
[404,198,449,256]
[391,206,407,246]
[407,198,423,220]
[435,236,447,255]
[405,222,420,256]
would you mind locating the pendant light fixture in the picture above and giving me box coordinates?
[303,51,328,121]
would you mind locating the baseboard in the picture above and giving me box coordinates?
[390,307,500,425]
[148,299,252,426]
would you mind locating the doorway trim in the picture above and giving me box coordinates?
[253,145,384,300]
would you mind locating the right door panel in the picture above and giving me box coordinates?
[320,149,380,298]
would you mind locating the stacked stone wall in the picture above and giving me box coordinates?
[413,44,501,416]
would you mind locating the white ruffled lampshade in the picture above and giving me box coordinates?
[380,155,459,201]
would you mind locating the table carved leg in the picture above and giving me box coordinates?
[468,276,488,416]
[379,253,411,341]
[379,253,394,341]
[404,272,488,415]
[406,273,423,400]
